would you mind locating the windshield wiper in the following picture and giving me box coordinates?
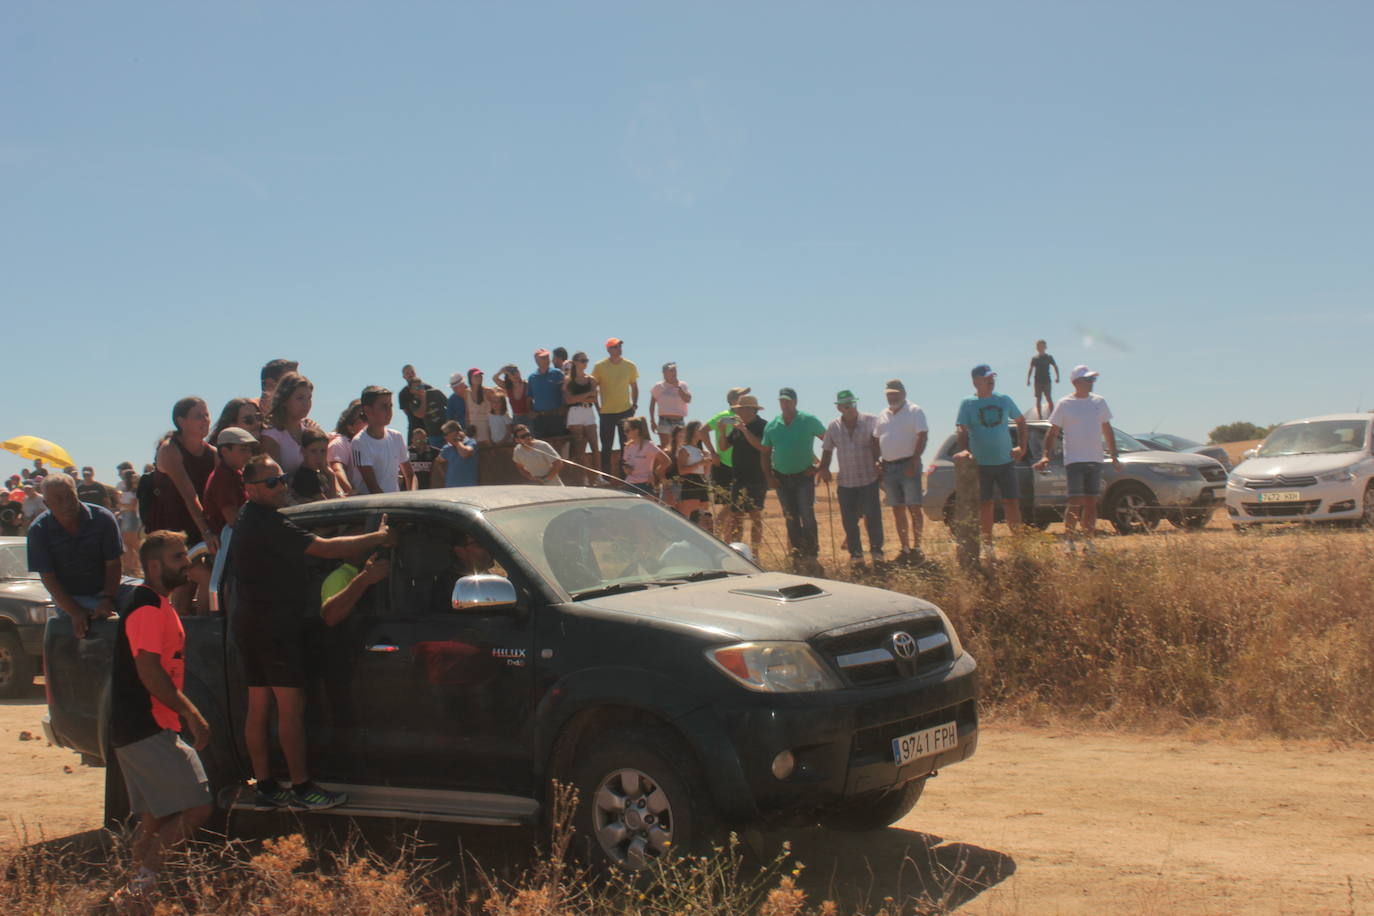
[672,570,741,583]
[570,582,657,601]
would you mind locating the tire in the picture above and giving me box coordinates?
[1104,483,1160,535]
[820,778,925,832]
[1169,509,1212,530]
[105,750,132,829]
[569,725,719,870]
[1361,483,1374,529]
[0,630,35,698]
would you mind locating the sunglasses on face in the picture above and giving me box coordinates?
[247,472,290,489]
[240,413,262,424]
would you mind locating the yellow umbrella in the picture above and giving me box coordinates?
[2,436,77,470]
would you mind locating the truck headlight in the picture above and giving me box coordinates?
[706,642,842,693]
[932,607,965,659]
[1317,466,1358,484]
[1149,463,1194,478]
[27,603,57,624]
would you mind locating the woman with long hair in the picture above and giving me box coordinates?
[328,399,365,495]
[116,467,142,576]
[488,391,511,445]
[562,351,599,485]
[620,416,669,498]
[149,396,218,613]
[463,368,496,443]
[675,420,717,526]
[210,397,264,446]
[494,364,531,428]
[260,371,314,473]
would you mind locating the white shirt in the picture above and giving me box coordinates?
[514,439,564,485]
[874,401,929,461]
[351,428,409,493]
[1048,394,1114,464]
[651,380,691,417]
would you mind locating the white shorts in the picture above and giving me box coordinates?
[567,405,596,427]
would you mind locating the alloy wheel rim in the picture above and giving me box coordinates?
[592,768,674,867]
[1118,492,1149,528]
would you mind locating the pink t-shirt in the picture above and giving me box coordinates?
[651,381,691,417]
[623,441,666,484]
[326,433,355,491]
[125,594,186,733]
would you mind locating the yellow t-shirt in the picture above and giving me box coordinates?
[592,358,639,414]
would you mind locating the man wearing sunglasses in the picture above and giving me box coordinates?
[232,455,396,810]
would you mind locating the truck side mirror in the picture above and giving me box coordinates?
[728,542,755,563]
[452,574,518,612]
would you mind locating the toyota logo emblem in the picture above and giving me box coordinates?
[891,631,917,659]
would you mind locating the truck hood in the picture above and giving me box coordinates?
[0,578,50,605]
[570,572,940,643]
[1234,453,1364,478]
[1120,450,1218,467]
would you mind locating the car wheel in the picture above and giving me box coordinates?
[1104,483,1159,535]
[820,778,925,832]
[570,726,718,870]
[942,496,956,528]
[1169,509,1212,530]
[0,631,35,698]
[1361,482,1374,529]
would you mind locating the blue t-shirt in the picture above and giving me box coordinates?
[446,393,468,427]
[956,393,1022,466]
[527,368,565,412]
[27,502,123,596]
[440,439,479,487]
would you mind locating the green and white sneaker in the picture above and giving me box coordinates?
[289,781,348,810]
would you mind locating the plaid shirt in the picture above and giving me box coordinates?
[823,413,880,488]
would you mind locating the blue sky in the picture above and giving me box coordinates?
[4,1,1371,480]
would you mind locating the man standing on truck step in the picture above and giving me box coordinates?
[954,364,1028,562]
[1035,364,1119,552]
[233,454,396,810]
[108,530,212,905]
[26,473,123,638]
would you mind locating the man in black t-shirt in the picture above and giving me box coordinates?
[1026,339,1060,419]
[232,455,395,811]
[76,466,118,511]
[722,394,768,556]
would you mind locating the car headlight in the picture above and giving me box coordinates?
[1149,463,1194,478]
[1228,474,1249,489]
[932,607,964,659]
[26,603,58,624]
[706,641,842,693]
[1317,466,1358,484]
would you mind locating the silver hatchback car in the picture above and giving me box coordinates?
[923,422,1228,533]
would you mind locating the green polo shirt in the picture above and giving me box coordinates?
[762,411,826,474]
[321,563,359,603]
[708,408,736,467]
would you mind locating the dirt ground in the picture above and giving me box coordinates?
[5,690,1371,914]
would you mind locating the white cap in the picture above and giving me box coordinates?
[450,372,465,385]
[1069,364,1099,382]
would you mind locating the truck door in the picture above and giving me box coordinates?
[1029,426,1069,517]
[345,519,537,795]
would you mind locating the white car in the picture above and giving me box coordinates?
[1226,413,1374,528]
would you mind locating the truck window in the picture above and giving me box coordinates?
[390,521,512,618]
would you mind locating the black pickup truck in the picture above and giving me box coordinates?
[45,486,978,866]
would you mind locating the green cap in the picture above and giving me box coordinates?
[778,387,798,401]
[835,390,858,405]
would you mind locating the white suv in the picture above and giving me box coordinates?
[1226,413,1374,528]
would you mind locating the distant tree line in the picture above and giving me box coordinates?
[1208,421,1275,443]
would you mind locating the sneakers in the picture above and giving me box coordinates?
[289,781,349,810]
[251,779,294,809]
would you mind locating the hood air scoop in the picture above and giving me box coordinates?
[728,581,827,602]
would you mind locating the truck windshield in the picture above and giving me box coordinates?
[1258,420,1368,457]
[484,497,757,598]
[0,544,38,580]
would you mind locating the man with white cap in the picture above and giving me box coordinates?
[1036,365,1120,549]
[954,364,1028,560]
[874,379,929,564]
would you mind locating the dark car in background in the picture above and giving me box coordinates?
[1131,433,1233,472]
[0,537,59,696]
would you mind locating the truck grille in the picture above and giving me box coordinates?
[814,617,954,687]
[1199,466,1227,483]
[1244,475,1317,489]
[1242,500,1321,517]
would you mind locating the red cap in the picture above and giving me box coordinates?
[534,348,551,358]
[468,367,483,376]
[605,337,623,349]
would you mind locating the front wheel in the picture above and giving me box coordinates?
[820,778,925,832]
[0,631,35,698]
[1361,482,1374,528]
[1104,483,1160,535]
[570,726,719,870]
[1169,508,1213,530]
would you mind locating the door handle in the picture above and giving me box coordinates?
[366,643,400,653]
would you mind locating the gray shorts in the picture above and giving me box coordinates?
[114,729,210,818]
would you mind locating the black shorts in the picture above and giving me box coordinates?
[237,625,307,689]
[680,473,710,502]
[711,465,735,504]
[1033,379,1052,398]
[729,477,768,513]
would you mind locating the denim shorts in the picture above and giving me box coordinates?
[882,460,923,506]
[977,462,1020,501]
[1066,461,1103,496]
